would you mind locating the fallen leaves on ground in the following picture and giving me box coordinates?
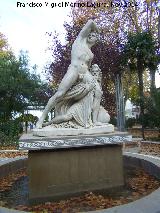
[124,141,160,157]
[13,169,160,213]
[127,169,160,198]
[139,143,160,156]
[15,194,130,213]
[0,151,28,158]
[0,146,18,150]
[0,169,27,192]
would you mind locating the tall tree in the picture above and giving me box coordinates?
[0,32,12,58]
[72,0,160,88]
[122,31,158,138]
[46,0,159,117]
[0,35,48,121]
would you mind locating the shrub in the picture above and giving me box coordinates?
[125,118,136,128]
[0,120,22,147]
[0,120,23,137]
[109,117,117,126]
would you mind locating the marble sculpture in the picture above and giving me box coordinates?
[34,20,114,136]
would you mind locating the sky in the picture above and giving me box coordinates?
[0,0,160,87]
[0,0,72,80]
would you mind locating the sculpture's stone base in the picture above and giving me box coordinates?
[33,124,114,137]
[19,132,132,150]
[28,144,124,204]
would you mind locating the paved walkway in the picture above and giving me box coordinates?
[0,207,25,213]
[0,157,26,167]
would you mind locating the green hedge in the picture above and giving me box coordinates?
[0,120,23,147]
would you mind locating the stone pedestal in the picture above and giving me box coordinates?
[19,132,132,204]
[28,144,124,204]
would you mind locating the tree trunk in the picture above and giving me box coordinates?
[115,73,125,131]
[25,121,28,133]
[137,60,145,140]
[158,9,160,48]
[150,69,156,107]
[150,69,156,93]
[124,67,132,104]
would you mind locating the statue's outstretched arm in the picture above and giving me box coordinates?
[78,19,98,39]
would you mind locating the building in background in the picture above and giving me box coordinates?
[125,99,140,119]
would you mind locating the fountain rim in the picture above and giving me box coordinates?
[0,153,160,213]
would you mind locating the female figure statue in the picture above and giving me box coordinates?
[36,20,99,129]
[43,64,104,128]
